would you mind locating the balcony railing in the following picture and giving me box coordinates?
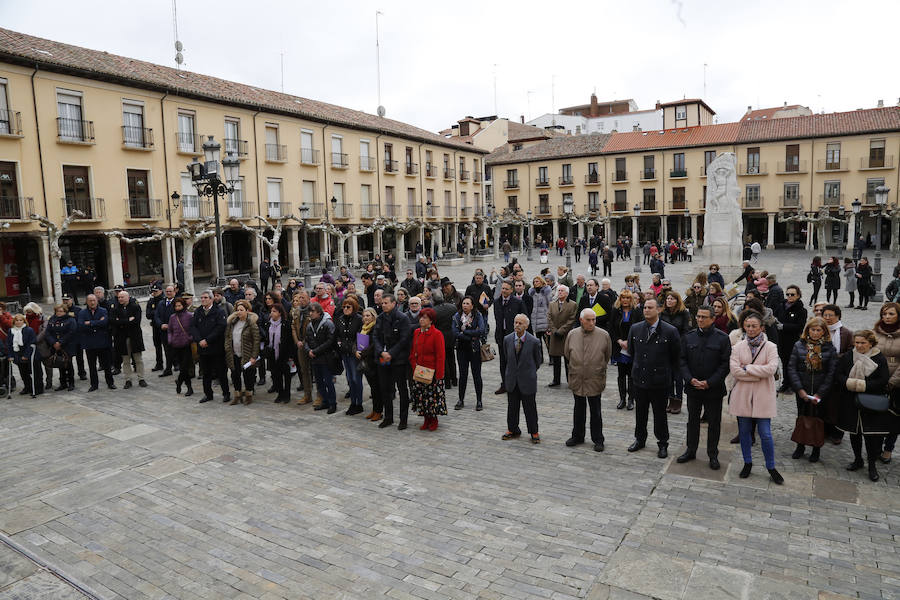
[224,138,249,157]
[425,204,439,218]
[175,131,203,154]
[122,126,153,149]
[670,169,688,178]
[612,203,628,213]
[301,148,319,165]
[331,203,352,218]
[359,156,376,171]
[535,178,550,187]
[265,144,287,162]
[58,118,95,143]
[506,206,519,214]
[861,155,894,170]
[536,204,552,216]
[460,207,472,217]
[384,203,401,217]
[384,160,399,173]
[445,205,457,217]
[300,203,324,219]
[819,193,845,207]
[0,196,32,220]
[227,201,254,219]
[408,205,423,218]
[474,172,482,183]
[585,203,603,214]
[331,152,349,168]
[776,160,807,174]
[669,199,688,211]
[474,204,484,216]
[862,192,879,206]
[63,196,104,220]
[817,159,848,172]
[443,167,456,179]
[742,195,764,209]
[424,164,438,178]
[503,179,519,190]
[125,197,161,220]
[181,197,212,220]
[641,200,658,212]
[460,170,470,181]
[739,163,767,175]
[405,162,419,176]
[778,194,803,210]
[585,173,601,185]
[612,170,627,182]
[360,203,379,218]
[559,176,574,186]
[0,109,23,136]
[267,202,292,218]
[641,168,656,180]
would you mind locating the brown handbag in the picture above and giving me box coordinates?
[480,342,496,362]
[790,412,825,448]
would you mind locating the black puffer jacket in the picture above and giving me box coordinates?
[660,308,690,335]
[305,316,337,365]
[335,312,363,356]
[786,339,837,397]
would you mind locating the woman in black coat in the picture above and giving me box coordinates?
[786,317,837,462]
[335,296,364,415]
[305,302,338,413]
[807,256,823,306]
[855,257,874,310]
[264,303,294,404]
[834,329,890,481]
[609,289,638,411]
[660,291,691,414]
[45,304,78,391]
[777,285,807,393]
[823,257,841,304]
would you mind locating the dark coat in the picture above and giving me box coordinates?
[6,326,39,362]
[433,301,457,347]
[679,326,731,397]
[335,312,363,356]
[649,258,665,277]
[262,317,292,363]
[374,307,412,365]
[765,283,785,315]
[823,263,841,290]
[834,351,893,435]
[45,314,78,356]
[145,294,163,329]
[707,271,725,288]
[223,287,245,305]
[464,281,494,313]
[515,293,533,325]
[188,304,226,356]
[110,300,145,354]
[493,295,524,343]
[399,277,423,297]
[259,261,272,281]
[576,293,612,331]
[734,264,754,284]
[627,319,681,389]
[503,331,542,394]
[856,263,874,296]
[776,301,807,361]
[77,306,111,350]
[305,316,336,365]
[787,340,837,399]
[452,310,486,352]
[660,308,691,335]
[154,296,177,328]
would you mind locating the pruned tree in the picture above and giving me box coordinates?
[30,210,84,302]
[107,218,214,294]
[307,221,376,267]
[884,205,900,253]
[778,207,847,253]
[238,215,292,263]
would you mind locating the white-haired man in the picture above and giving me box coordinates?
[564,308,612,451]
[501,314,543,444]
[546,284,577,387]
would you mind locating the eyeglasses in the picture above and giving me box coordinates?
[786,293,798,297]
[692,286,701,290]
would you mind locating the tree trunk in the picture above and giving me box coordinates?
[892,216,899,254]
[817,222,828,254]
[50,252,63,303]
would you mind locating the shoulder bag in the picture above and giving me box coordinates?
[175,315,199,362]
[411,330,436,383]
[480,341,496,362]
[790,401,824,448]
[856,392,890,412]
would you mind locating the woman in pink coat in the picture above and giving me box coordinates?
[729,311,784,485]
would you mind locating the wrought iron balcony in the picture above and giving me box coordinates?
[861,155,894,170]
[301,148,319,165]
[535,178,550,188]
[641,168,656,180]
[474,172,483,183]
[425,164,438,178]
[444,205,457,217]
[612,170,627,182]
[58,118,95,143]
[267,202,292,218]
[742,195,765,210]
[359,156,376,171]
[332,203,353,218]
[125,197,162,220]
[223,138,249,157]
[63,196,104,220]
[585,173,601,185]
[739,163,767,175]
[299,203,324,219]
[612,202,629,213]
[405,162,419,176]
[265,144,287,162]
[460,207,472,217]
[460,170,470,181]
[384,160,399,173]
[360,203,379,218]
[641,200,658,212]
[180,197,212,220]
[0,109,22,137]
[425,204,439,218]
[503,179,519,190]
[122,126,154,149]
[559,176,574,186]
[175,131,203,154]
[816,159,848,172]
[819,193,845,207]
[331,152,349,168]
[0,196,32,220]
[444,167,455,180]
[226,201,254,219]
[585,203,603,214]
[776,160,807,174]
[408,205,423,218]
[669,169,688,178]
[778,194,803,210]
[669,199,688,211]
[384,203,401,217]
[536,204,552,216]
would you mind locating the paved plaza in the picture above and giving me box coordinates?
[1,249,899,600]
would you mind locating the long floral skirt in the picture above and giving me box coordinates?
[411,378,448,417]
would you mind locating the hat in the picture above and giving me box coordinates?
[150,284,162,292]
[376,274,385,280]
[440,277,453,286]
[61,293,72,300]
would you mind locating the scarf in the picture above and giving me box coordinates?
[361,319,375,335]
[805,339,823,371]
[878,321,900,334]
[11,324,25,352]
[848,348,878,381]
[460,312,473,330]
[268,318,282,360]
[827,321,842,352]
[746,332,766,359]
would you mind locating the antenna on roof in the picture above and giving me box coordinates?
[172,0,184,70]
[703,62,707,98]
[551,74,556,127]
[375,10,385,118]
[493,64,498,117]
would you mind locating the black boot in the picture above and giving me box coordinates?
[626,397,634,410]
[185,383,194,397]
[454,400,464,410]
[792,443,805,459]
[868,461,879,482]
[616,393,626,410]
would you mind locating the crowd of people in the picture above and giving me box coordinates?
[2,248,898,483]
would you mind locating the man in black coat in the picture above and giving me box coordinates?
[676,306,731,469]
[373,293,413,429]
[513,279,533,331]
[259,258,272,294]
[464,271,493,315]
[399,268,423,297]
[576,278,612,332]
[626,298,681,458]
[109,290,146,389]
[223,279,245,305]
[649,254,665,278]
[493,280,523,395]
[62,294,87,380]
[189,290,229,403]
[145,285,165,371]
[154,285,178,376]
[432,291,458,389]
[733,260,754,287]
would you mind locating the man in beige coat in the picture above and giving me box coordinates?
[546,285,578,387]
[564,308,613,451]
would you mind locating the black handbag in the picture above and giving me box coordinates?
[856,393,890,412]
[51,350,69,369]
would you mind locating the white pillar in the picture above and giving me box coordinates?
[845,214,855,251]
[660,216,667,242]
[479,221,486,247]
[337,235,346,268]
[766,213,776,249]
[419,225,425,256]
[321,231,330,263]
[806,220,814,251]
[249,235,261,278]
[492,226,499,259]
[453,223,460,252]
[374,228,383,257]
[436,228,444,258]
[690,214,698,241]
[552,219,559,242]
[107,235,125,288]
[466,227,474,257]
[38,234,55,303]
[162,239,174,284]
[350,234,359,267]
[287,227,300,271]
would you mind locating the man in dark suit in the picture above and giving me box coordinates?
[501,314,543,444]
[153,285,177,376]
[576,278,612,332]
[464,271,493,315]
[626,298,681,458]
[676,306,732,469]
[513,280,532,330]
[259,258,272,294]
[374,293,413,430]
[189,290,229,404]
[493,281,523,395]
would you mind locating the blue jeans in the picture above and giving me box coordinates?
[342,354,363,406]
[738,417,775,469]
[313,363,336,409]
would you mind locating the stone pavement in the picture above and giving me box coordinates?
[0,249,898,600]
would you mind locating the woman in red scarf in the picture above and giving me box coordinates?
[409,307,446,430]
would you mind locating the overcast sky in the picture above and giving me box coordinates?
[4,0,898,133]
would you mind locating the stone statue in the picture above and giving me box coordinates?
[777,206,847,253]
[703,153,743,267]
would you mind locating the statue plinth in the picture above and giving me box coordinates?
[703,212,744,268]
[702,152,744,269]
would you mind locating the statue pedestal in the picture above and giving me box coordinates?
[703,212,744,269]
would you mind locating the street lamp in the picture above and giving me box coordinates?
[526,209,533,261]
[851,197,862,258]
[563,194,574,269]
[632,203,642,273]
[189,136,239,285]
[875,185,890,250]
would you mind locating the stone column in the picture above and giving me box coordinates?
[38,234,54,303]
[162,238,174,284]
[396,230,405,265]
[689,214,698,240]
[493,226,499,259]
[466,227,474,260]
[286,226,300,272]
[249,234,261,278]
[845,214,855,251]
[374,228,383,257]
[337,234,346,268]
[551,219,559,242]
[453,223,460,253]
[660,216,667,242]
[209,237,220,279]
[806,221,814,251]
[766,213,776,249]
[419,225,425,256]
[321,231,330,264]
[436,227,444,258]
[107,235,125,288]
[350,234,359,267]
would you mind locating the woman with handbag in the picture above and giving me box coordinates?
[874,302,900,463]
[729,311,784,484]
[855,257,874,310]
[224,300,260,405]
[304,302,337,413]
[167,297,194,396]
[358,308,383,421]
[452,296,487,411]
[834,329,890,481]
[786,317,837,463]
[610,290,637,411]
[266,303,294,404]
[336,297,364,415]
[807,256,823,306]
[409,307,447,430]
[6,313,41,396]
[45,304,77,392]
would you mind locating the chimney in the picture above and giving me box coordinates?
[655,100,661,110]
[590,93,599,118]
[877,99,884,108]
[783,101,787,107]
[520,115,525,124]
[747,105,752,112]
[632,124,641,132]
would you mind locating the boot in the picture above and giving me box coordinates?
[429,416,438,431]
[229,393,240,405]
[244,390,253,405]
[454,400,464,410]
[792,443,805,459]
[420,416,432,430]
[185,382,193,397]
[475,399,483,411]
[668,398,682,415]
[616,393,626,410]
[370,412,382,422]
[364,411,376,420]
[176,380,182,394]
[626,397,634,410]
[868,460,880,482]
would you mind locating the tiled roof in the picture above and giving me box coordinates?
[507,121,559,142]
[601,123,740,153]
[486,133,611,165]
[742,105,807,120]
[736,107,900,143]
[0,27,484,154]
[658,98,716,115]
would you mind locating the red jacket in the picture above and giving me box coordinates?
[409,326,445,380]
[315,294,335,317]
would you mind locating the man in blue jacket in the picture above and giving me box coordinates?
[189,290,229,404]
[77,294,115,391]
[373,293,412,430]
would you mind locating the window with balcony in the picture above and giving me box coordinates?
[782,183,800,209]
[672,187,686,210]
[265,125,285,161]
[745,185,761,208]
[538,194,550,215]
[505,169,518,189]
[267,178,284,217]
[473,159,481,182]
[784,144,800,172]
[0,161,23,219]
[614,157,626,182]
[384,143,397,172]
[586,162,599,183]
[301,130,317,164]
[443,153,450,177]
[560,163,573,185]
[866,178,885,205]
[671,153,686,177]
[746,147,761,174]
[444,190,453,217]
[587,191,601,212]
[360,184,375,218]
[360,140,374,171]
[385,186,397,216]
[177,111,197,152]
[0,80,11,135]
[424,150,434,176]
[824,180,841,205]
[126,169,152,218]
[643,155,655,179]
[58,90,91,142]
[537,166,549,186]
[614,190,627,212]
[407,188,418,217]
[825,142,841,170]
[331,135,348,168]
[63,165,95,218]
[228,177,245,218]
[122,101,150,148]
[868,139,886,168]
[642,188,655,211]
[180,172,199,219]
[333,182,348,217]
[224,118,246,157]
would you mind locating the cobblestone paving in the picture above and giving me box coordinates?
[0,249,897,599]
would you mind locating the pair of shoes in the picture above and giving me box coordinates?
[809,447,820,463]
[676,451,696,464]
[768,468,784,485]
[454,400,464,410]
[626,398,634,410]
[845,304,854,308]
[565,437,584,447]
[846,458,864,471]
[739,463,753,478]
[547,381,560,388]
[297,397,311,405]
[530,433,540,444]
[138,380,147,388]
[124,381,132,390]
[627,440,645,453]
[880,451,892,464]
[364,411,376,420]
[369,412,382,421]
[229,394,241,405]
[475,400,483,411]
[657,444,668,459]
[616,397,626,409]
[594,442,604,452]
[151,365,163,372]
[199,396,212,404]
[792,444,805,459]
[429,417,438,431]
[730,434,740,444]
[501,431,521,440]
[378,419,394,428]
[67,385,75,392]
[420,417,432,430]
[346,405,364,416]
[494,386,506,394]
[709,456,720,470]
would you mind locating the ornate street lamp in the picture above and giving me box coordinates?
[851,197,862,257]
[633,203,642,273]
[875,185,890,250]
[189,136,239,284]
[563,195,574,269]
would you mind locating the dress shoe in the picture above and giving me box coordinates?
[565,437,584,447]
[676,451,696,463]
[19,388,33,395]
[454,400,464,410]
[846,458,864,471]
[547,381,560,388]
[138,380,147,388]
[475,400,483,411]
[709,456,720,470]
[530,433,541,444]
[668,398,681,414]
[314,404,327,410]
[627,440,645,452]
[809,447,820,463]
[397,422,407,430]
[594,443,604,452]
[657,444,668,459]
[494,386,506,395]
[327,406,336,414]
[151,364,163,372]
[739,463,752,478]
[222,394,231,403]
[730,434,740,444]
[365,411,376,420]
[626,398,634,410]
[158,370,172,377]
[124,381,132,390]
[267,386,277,394]
[199,396,212,403]
[107,383,116,390]
[346,404,363,415]
[110,368,121,376]
[768,468,784,485]
[176,381,182,394]
[67,385,75,392]
[184,387,193,397]
[791,444,805,459]
[344,391,351,399]
[378,419,393,428]
[501,431,521,440]
[616,398,626,410]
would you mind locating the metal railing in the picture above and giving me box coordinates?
[641,200,657,212]
[63,196,104,219]
[612,203,629,213]
[460,207,472,217]
[301,148,319,165]
[669,199,688,211]
[670,169,688,178]
[536,204,552,215]
[862,192,879,206]
[425,164,438,177]
[332,203,353,218]
[0,196,32,220]
[181,197,212,220]
[384,159,399,173]
[559,175,574,185]
[126,197,161,219]
[585,173,601,184]
[503,179,519,189]
[444,168,456,179]
[359,156,376,171]
[227,201,254,219]
[641,168,656,180]
[122,126,153,148]
[585,203,603,214]
[0,109,22,136]
[408,205,423,218]
[267,202,292,218]
[384,203,401,217]
[742,195,764,209]
[58,118,94,143]
[405,162,419,175]
[460,170,470,181]
[739,163,767,175]
[445,205,457,217]
[612,170,627,182]
[776,160,807,173]
[265,144,287,162]
[331,152,349,168]
[224,138,249,157]
[535,178,550,187]
[361,203,380,218]
[175,131,203,153]
[778,194,803,210]
[425,204,439,218]
[819,193,844,207]
[300,202,324,218]
[817,159,848,172]
[861,155,894,169]
[474,172,482,183]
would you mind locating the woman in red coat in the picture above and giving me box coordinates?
[409,307,447,430]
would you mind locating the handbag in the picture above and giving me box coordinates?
[480,342,496,362]
[791,413,825,448]
[174,315,199,363]
[856,392,891,412]
[413,364,435,384]
[51,350,69,369]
